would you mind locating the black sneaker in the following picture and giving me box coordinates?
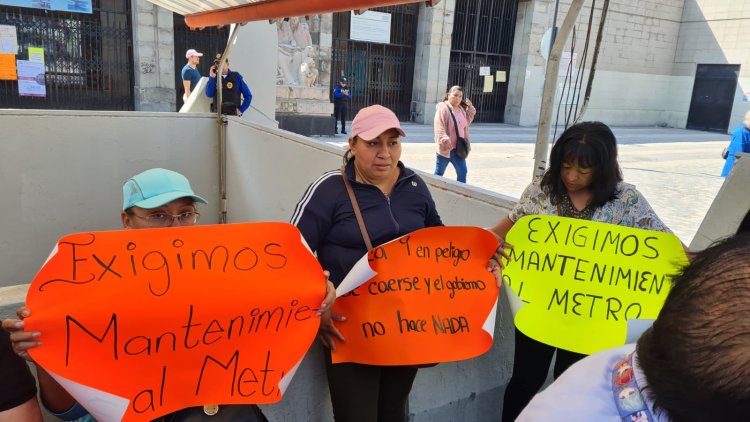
[342,129,347,134]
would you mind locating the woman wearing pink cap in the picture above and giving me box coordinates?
[291,105,444,421]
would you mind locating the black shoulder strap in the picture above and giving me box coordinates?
[445,102,461,140]
[340,166,373,251]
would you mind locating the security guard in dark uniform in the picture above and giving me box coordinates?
[205,54,253,117]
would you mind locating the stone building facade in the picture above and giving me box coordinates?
[506,0,750,131]
[4,0,750,132]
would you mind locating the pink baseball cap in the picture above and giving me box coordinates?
[349,105,405,141]
[185,49,203,59]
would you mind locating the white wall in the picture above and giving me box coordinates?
[0,110,219,287]
[570,71,693,127]
[509,0,750,129]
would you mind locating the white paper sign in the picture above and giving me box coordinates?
[479,66,491,76]
[350,11,391,44]
[0,25,18,54]
[17,59,46,97]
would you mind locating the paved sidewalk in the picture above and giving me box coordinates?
[313,123,731,245]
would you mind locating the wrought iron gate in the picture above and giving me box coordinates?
[173,14,229,110]
[686,64,740,133]
[0,0,134,110]
[448,0,517,123]
[331,5,419,120]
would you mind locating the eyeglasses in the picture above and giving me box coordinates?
[133,211,200,227]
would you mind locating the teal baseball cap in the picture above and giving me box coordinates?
[122,168,208,211]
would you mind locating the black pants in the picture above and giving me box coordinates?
[501,328,586,421]
[334,101,348,132]
[325,351,417,422]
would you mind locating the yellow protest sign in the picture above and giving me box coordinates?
[502,215,688,355]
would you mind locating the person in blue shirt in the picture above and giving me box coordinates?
[333,77,351,134]
[205,55,252,117]
[721,111,750,177]
[180,49,203,102]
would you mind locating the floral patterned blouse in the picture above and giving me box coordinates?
[508,180,671,233]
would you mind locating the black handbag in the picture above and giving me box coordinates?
[446,103,470,158]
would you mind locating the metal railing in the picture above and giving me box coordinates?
[331,5,419,120]
[0,1,134,110]
[448,0,518,123]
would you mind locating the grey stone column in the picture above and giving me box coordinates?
[410,0,455,124]
[131,0,176,112]
[505,0,550,126]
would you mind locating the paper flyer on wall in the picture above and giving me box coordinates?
[16,59,45,97]
[28,46,44,63]
[0,24,18,53]
[0,53,17,80]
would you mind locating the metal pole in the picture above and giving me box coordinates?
[549,0,560,58]
[532,0,585,179]
[216,24,241,224]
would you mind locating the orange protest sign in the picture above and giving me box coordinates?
[0,53,17,80]
[25,222,325,422]
[331,226,499,365]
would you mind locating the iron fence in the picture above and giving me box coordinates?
[331,5,419,120]
[0,0,133,110]
[448,0,518,123]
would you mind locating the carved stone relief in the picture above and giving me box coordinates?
[276,16,318,87]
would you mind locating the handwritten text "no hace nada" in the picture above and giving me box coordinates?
[331,226,499,366]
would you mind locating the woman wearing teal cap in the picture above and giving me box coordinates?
[4,168,336,421]
[120,168,208,229]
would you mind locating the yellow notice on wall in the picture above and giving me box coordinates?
[0,53,17,80]
[502,215,688,355]
[28,47,44,64]
[496,70,506,83]
[482,75,494,93]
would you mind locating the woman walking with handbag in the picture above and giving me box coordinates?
[433,85,476,183]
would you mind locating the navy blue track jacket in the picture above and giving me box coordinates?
[291,160,443,287]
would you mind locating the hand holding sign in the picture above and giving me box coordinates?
[502,216,688,355]
[25,222,325,422]
[331,227,499,366]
